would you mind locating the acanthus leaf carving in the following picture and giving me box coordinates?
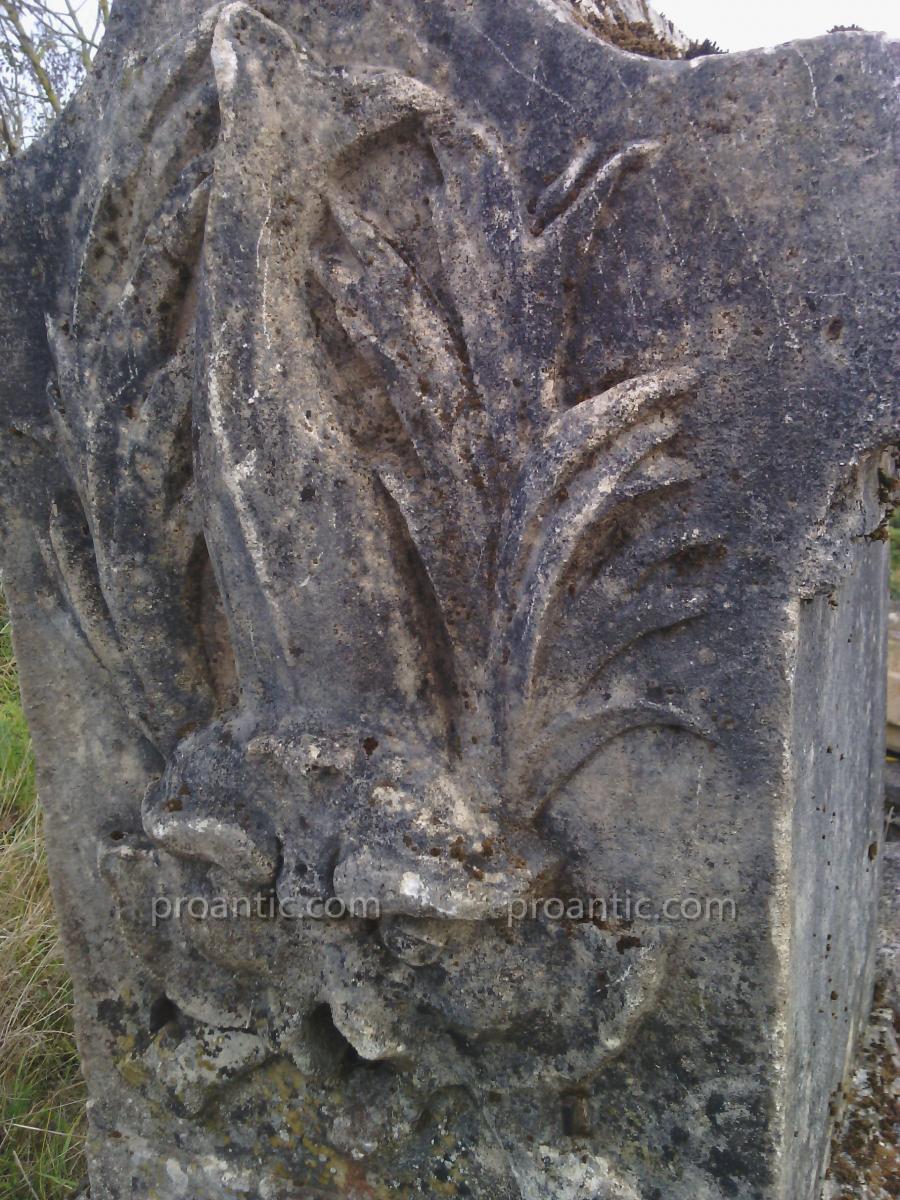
[47,1,726,1143]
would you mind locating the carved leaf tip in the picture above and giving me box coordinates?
[511,699,717,822]
[530,139,662,241]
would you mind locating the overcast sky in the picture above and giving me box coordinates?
[50,0,900,67]
[660,0,900,51]
[69,1,900,55]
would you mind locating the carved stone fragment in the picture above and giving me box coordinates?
[0,3,897,1197]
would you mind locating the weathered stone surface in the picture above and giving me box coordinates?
[0,3,897,1198]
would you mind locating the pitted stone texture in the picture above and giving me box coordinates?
[0,3,897,1198]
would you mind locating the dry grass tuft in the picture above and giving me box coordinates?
[0,594,86,1198]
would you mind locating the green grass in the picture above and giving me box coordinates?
[0,595,86,1199]
[890,509,900,599]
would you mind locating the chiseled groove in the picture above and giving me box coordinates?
[515,461,693,702]
[374,472,462,758]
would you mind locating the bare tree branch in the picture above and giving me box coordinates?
[0,0,62,113]
[61,0,95,70]
[0,105,19,154]
[0,49,25,155]
[0,0,108,160]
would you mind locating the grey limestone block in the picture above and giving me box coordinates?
[0,2,897,1197]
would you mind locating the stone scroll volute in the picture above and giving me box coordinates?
[0,3,896,1198]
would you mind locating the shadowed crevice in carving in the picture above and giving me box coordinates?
[43,486,161,750]
[374,473,463,758]
[520,480,710,703]
[184,532,239,717]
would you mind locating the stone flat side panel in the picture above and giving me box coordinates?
[0,3,897,1197]
[786,462,888,1199]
